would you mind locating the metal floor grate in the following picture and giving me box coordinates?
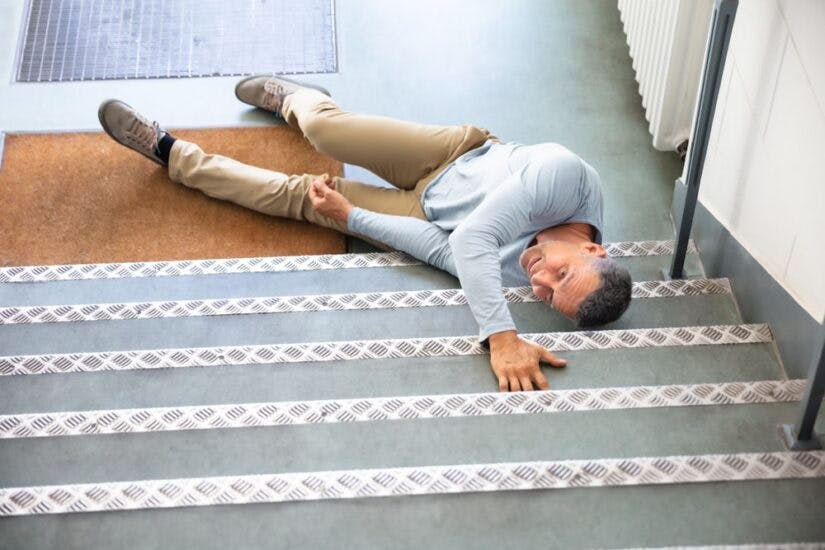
[14,0,337,82]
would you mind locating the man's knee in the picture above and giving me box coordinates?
[298,111,338,153]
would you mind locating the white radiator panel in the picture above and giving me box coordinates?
[618,0,713,152]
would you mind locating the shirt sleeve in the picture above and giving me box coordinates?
[449,156,584,341]
[347,207,457,276]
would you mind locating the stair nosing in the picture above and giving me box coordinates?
[0,323,773,376]
[0,240,699,283]
[0,378,805,440]
[0,277,731,325]
[1,449,822,517]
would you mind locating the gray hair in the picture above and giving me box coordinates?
[575,258,632,327]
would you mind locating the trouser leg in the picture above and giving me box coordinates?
[282,89,494,190]
[167,140,425,247]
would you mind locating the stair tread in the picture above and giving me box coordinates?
[0,344,783,413]
[0,255,705,306]
[0,402,809,486]
[3,478,823,547]
[0,240,698,282]
[0,295,745,356]
[0,279,730,318]
[0,379,806,440]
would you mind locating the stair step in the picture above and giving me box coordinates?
[0,402,807,487]
[0,379,804,439]
[0,344,784,412]
[0,253,705,307]
[0,278,731,325]
[0,323,772,376]
[2,479,824,548]
[0,295,749,359]
[2,449,822,517]
[0,240,698,283]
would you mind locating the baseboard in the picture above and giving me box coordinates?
[672,179,822,379]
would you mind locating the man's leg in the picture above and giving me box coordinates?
[98,98,427,247]
[169,139,425,239]
[281,89,493,190]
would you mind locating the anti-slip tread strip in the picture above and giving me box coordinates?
[0,240,698,283]
[0,252,419,283]
[625,546,825,550]
[0,278,730,325]
[1,450,822,516]
[0,379,805,439]
[0,323,773,376]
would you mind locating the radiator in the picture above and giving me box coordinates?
[618,0,714,153]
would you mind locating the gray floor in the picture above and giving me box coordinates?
[0,0,681,243]
[3,1,822,549]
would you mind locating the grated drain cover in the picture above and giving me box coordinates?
[14,0,337,82]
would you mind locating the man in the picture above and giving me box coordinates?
[98,76,632,392]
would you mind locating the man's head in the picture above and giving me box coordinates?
[519,240,632,326]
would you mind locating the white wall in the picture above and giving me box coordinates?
[697,0,825,321]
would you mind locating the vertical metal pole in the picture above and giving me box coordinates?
[781,322,825,450]
[669,0,738,279]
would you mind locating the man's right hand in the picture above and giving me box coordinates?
[308,175,353,223]
[487,330,567,391]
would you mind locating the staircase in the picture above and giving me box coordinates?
[1,240,824,549]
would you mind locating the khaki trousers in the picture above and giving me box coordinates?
[168,89,494,247]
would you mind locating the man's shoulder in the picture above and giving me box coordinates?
[518,144,585,179]
[532,142,581,157]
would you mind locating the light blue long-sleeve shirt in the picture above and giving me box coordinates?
[347,141,603,341]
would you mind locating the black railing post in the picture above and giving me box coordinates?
[670,0,738,279]
[781,322,825,450]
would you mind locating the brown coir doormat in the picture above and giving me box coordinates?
[0,128,345,266]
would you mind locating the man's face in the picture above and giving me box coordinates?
[519,240,606,319]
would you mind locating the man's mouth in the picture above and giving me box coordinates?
[525,256,540,274]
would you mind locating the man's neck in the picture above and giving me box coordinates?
[535,223,595,245]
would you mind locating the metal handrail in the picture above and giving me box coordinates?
[782,323,825,450]
[670,0,737,279]
[669,0,823,449]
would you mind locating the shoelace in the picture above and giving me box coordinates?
[123,114,161,152]
[262,79,292,113]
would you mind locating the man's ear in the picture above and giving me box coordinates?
[579,242,607,258]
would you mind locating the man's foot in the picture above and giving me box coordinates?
[98,99,168,166]
[234,75,330,116]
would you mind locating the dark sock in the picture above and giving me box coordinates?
[156,133,177,164]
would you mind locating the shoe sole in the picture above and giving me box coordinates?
[234,74,331,111]
[98,99,164,166]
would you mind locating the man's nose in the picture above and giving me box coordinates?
[530,271,556,289]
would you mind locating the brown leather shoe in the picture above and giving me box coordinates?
[234,75,330,116]
[98,99,166,165]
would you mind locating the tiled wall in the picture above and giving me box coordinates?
[697,0,825,321]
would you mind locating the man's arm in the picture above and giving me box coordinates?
[348,209,457,275]
[309,175,569,392]
[308,177,456,274]
[448,165,579,391]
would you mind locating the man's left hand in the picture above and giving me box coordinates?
[487,330,567,391]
